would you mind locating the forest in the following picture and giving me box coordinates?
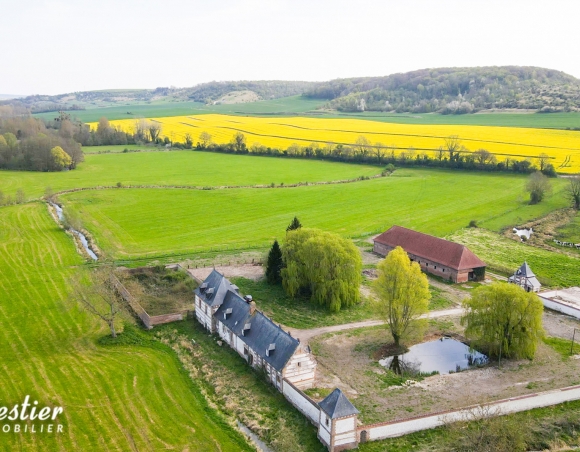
[0,116,83,171]
[303,66,580,113]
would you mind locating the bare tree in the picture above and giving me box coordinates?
[231,132,246,152]
[199,131,212,148]
[184,133,193,149]
[354,135,371,157]
[373,141,385,165]
[568,176,580,209]
[133,119,147,142]
[536,153,551,171]
[68,266,125,337]
[444,135,462,161]
[147,121,162,143]
[473,149,494,166]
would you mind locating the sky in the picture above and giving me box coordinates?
[2,0,580,95]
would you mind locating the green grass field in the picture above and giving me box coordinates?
[0,203,251,451]
[33,96,325,123]
[555,211,580,243]
[33,95,580,129]
[60,169,568,260]
[448,228,580,287]
[0,150,380,198]
[231,277,453,329]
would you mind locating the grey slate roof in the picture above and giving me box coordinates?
[319,388,359,419]
[509,262,541,290]
[515,261,535,278]
[215,290,300,372]
[194,270,237,308]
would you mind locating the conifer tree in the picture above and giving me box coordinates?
[286,216,302,232]
[265,240,283,285]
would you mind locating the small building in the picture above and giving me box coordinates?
[508,261,541,292]
[194,270,316,390]
[373,225,486,283]
[318,389,360,451]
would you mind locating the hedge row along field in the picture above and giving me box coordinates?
[90,114,580,172]
[0,203,251,451]
[0,151,380,197]
[61,169,569,260]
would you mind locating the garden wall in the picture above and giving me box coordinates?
[540,294,580,320]
[358,384,580,442]
[282,379,320,425]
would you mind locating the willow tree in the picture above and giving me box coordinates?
[461,282,544,364]
[281,228,361,313]
[373,246,430,348]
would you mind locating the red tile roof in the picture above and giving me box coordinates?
[374,226,486,271]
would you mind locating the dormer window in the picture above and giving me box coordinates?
[206,287,214,299]
[200,283,208,292]
[223,308,233,319]
[266,343,276,356]
[242,323,251,336]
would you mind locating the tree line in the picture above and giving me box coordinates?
[0,115,83,171]
[192,131,557,177]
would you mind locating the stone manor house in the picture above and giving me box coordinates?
[194,270,360,451]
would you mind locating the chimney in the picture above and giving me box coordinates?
[249,301,256,315]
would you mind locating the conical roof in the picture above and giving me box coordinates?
[515,261,535,278]
[318,388,359,419]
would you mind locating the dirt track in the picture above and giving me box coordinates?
[286,308,463,345]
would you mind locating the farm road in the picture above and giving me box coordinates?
[286,307,463,345]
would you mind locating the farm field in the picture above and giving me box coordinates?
[60,169,569,260]
[329,110,580,129]
[33,96,325,123]
[0,151,380,198]
[34,95,580,129]
[448,227,580,287]
[91,114,580,172]
[0,203,251,451]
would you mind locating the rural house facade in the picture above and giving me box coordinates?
[194,270,316,390]
[373,226,486,283]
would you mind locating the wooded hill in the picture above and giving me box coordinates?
[3,82,318,114]
[304,66,580,113]
[4,66,580,115]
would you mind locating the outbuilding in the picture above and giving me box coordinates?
[373,225,486,283]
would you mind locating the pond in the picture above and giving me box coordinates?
[379,337,488,375]
[513,227,533,240]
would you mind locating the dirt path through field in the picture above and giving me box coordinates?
[286,307,464,345]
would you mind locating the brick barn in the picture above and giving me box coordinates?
[373,225,486,283]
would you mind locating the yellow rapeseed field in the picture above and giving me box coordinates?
[91,115,580,172]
